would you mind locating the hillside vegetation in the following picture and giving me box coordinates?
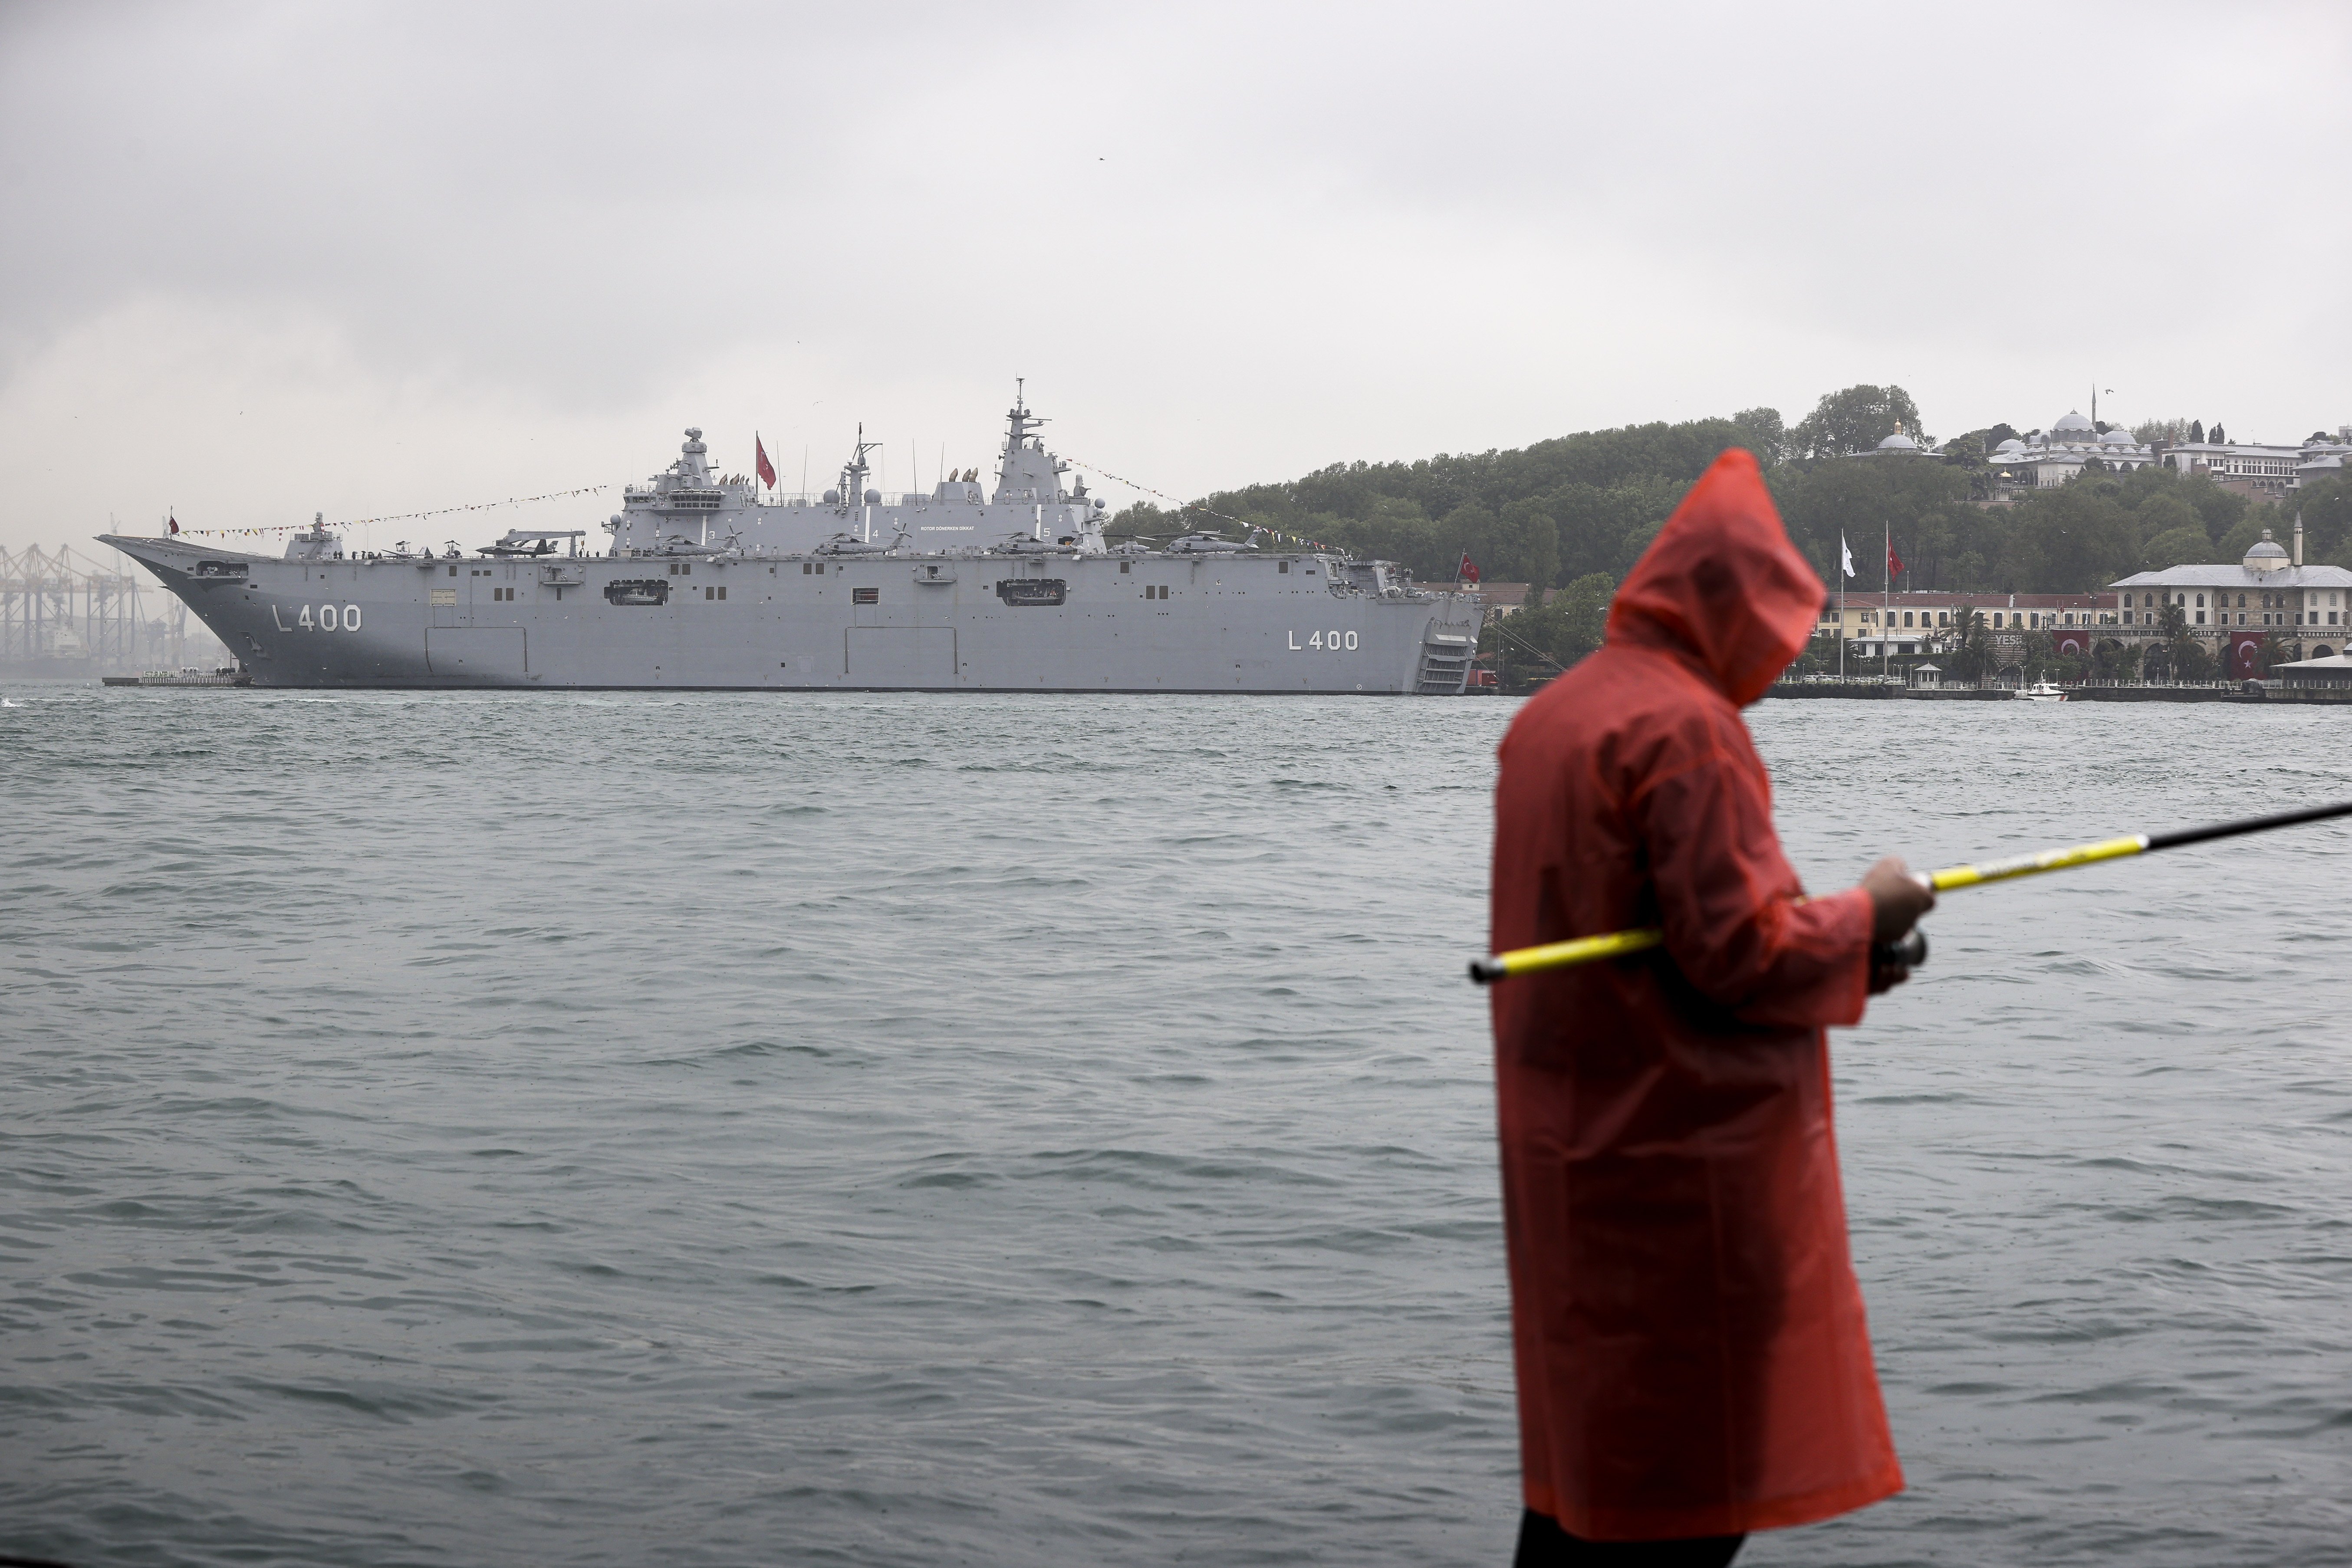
[1107,385,2350,679]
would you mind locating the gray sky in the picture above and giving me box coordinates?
[3,0,2346,555]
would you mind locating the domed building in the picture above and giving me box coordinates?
[1989,409,2155,492]
[2108,520,2352,678]
[1858,426,1932,458]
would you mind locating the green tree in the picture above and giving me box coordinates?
[1945,608,1991,684]
[2020,628,2056,683]
[1550,477,1690,584]
[2140,526,2213,572]
[2148,599,2196,684]
[1477,572,1617,689]
[1553,572,1615,656]
[1993,482,2138,592]
[1788,384,1925,458]
[1731,407,1788,466]
[2297,473,2352,565]
[2215,505,2286,565]
[1106,500,1170,542]
[1767,455,1969,589]
[1489,496,1562,588]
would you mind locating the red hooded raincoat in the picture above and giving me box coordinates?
[1489,450,1902,1540]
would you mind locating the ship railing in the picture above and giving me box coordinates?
[749,492,951,509]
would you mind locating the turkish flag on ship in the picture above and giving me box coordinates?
[167,513,180,536]
[1459,552,1480,584]
[754,434,777,490]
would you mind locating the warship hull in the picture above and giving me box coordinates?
[99,536,1484,694]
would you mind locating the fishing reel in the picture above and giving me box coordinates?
[1870,929,1928,970]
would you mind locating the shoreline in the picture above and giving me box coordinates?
[1765,683,2349,704]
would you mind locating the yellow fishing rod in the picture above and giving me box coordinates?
[1468,799,2352,986]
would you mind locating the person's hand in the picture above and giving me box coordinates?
[1859,856,1933,943]
[1860,857,1933,993]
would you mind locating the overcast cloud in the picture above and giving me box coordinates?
[2,0,2345,554]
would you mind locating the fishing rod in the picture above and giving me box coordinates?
[1468,799,2352,986]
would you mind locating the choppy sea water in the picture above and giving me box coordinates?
[3,684,2348,1568]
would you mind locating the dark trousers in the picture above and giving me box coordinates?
[1514,1509,1744,1568]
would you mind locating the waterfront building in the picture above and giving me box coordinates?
[1816,591,2110,658]
[2276,650,2352,690]
[2107,523,2352,674]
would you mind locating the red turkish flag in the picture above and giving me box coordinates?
[1459,552,1480,584]
[755,434,777,490]
[1886,540,1905,577]
[2229,631,2266,679]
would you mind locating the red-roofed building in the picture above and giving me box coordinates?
[1817,591,2115,657]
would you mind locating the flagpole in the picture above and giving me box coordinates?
[1883,521,1891,683]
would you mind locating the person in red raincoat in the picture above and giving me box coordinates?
[1489,450,1933,1566]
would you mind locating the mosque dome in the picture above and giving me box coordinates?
[1994,437,2026,454]
[2244,529,2290,572]
[2052,409,2096,434]
[1875,430,1920,452]
[2100,427,2134,445]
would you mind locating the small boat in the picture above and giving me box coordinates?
[2014,680,2067,703]
[102,664,253,688]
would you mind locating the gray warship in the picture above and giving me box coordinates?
[101,396,1485,694]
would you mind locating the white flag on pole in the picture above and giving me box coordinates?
[1839,533,1855,579]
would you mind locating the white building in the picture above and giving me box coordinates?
[2162,427,2352,496]
[2160,442,2304,496]
[1989,409,2156,490]
[2109,525,2352,671]
[1859,428,1934,459]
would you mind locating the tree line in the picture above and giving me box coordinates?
[1103,384,2351,683]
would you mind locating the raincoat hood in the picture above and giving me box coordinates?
[1606,449,1823,706]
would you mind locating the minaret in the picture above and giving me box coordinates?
[2295,510,2305,569]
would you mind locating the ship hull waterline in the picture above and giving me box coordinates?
[100,536,1485,696]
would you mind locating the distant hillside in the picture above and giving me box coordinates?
[1108,386,2344,613]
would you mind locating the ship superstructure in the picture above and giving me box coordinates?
[102,396,1486,694]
